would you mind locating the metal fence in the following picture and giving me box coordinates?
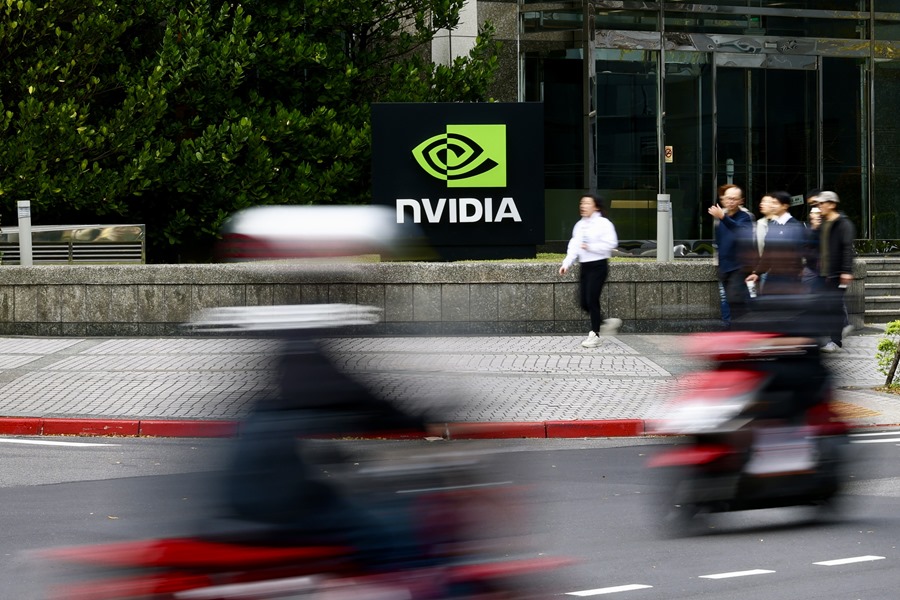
[0,224,145,264]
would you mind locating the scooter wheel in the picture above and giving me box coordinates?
[655,468,704,538]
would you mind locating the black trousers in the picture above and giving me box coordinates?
[819,277,848,346]
[579,259,609,333]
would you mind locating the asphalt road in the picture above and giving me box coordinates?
[3,436,900,599]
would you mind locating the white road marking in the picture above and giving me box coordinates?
[814,556,886,566]
[566,584,653,596]
[850,431,900,444]
[699,569,775,579]
[0,438,119,447]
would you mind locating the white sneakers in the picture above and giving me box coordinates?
[581,331,601,348]
[581,318,623,348]
[821,341,840,353]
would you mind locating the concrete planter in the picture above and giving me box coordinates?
[0,260,865,336]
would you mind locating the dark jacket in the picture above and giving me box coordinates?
[819,213,855,279]
[715,209,753,275]
[753,216,806,294]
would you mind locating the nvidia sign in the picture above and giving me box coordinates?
[372,103,544,260]
[413,125,506,187]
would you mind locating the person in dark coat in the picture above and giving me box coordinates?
[708,185,754,322]
[746,191,806,296]
[815,191,856,352]
[219,329,428,565]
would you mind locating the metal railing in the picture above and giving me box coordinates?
[0,224,145,265]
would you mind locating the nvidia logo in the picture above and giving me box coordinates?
[412,124,506,188]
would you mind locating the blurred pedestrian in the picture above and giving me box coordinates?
[746,191,805,295]
[559,194,622,348]
[709,184,754,323]
[751,193,777,295]
[815,191,856,352]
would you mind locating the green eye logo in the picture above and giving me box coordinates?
[412,124,506,187]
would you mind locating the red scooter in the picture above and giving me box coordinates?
[647,330,851,536]
[32,445,570,600]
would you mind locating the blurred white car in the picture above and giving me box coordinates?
[217,205,433,261]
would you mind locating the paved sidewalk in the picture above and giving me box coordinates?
[0,332,895,437]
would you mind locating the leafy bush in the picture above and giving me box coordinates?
[0,0,501,262]
[876,320,900,386]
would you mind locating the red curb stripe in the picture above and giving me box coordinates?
[445,422,547,440]
[138,420,240,438]
[545,419,645,438]
[0,418,658,439]
[0,417,42,435]
[41,418,140,437]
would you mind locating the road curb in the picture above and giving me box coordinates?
[0,418,894,439]
[0,417,649,439]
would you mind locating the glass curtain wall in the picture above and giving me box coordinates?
[522,0,900,246]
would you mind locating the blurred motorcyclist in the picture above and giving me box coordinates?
[213,326,430,568]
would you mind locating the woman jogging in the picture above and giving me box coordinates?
[559,194,622,348]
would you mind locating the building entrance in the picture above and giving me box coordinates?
[715,59,818,220]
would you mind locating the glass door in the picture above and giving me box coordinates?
[715,58,818,218]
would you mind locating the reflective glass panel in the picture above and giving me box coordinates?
[822,57,866,237]
[595,54,660,240]
[874,60,900,239]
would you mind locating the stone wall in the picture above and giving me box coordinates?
[0,260,866,336]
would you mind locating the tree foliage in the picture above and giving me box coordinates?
[0,0,500,261]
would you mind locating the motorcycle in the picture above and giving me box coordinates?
[647,329,851,536]
[32,445,571,600]
[31,304,569,599]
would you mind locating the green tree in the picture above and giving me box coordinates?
[0,0,500,261]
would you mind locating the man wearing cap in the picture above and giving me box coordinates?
[816,191,856,353]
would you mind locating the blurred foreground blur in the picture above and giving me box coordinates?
[31,305,566,599]
[647,295,854,536]
[30,206,566,599]
[216,205,435,262]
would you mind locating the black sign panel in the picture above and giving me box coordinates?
[372,103,544,260]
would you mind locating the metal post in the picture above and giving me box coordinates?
[656,4,672,262]
[17,200,32,266]
[582,0,597,192]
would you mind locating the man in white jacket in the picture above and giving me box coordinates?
[559,194,622,348]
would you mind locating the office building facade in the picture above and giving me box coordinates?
[469,1,900,250]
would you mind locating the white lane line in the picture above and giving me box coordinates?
[850,431,900,443]
[814,556,886,566]
[699,569,775,580]
[566,584,653,596]
[0,438,119,447]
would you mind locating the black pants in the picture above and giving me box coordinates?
[819,277,848,346]
[579,259,609,333]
